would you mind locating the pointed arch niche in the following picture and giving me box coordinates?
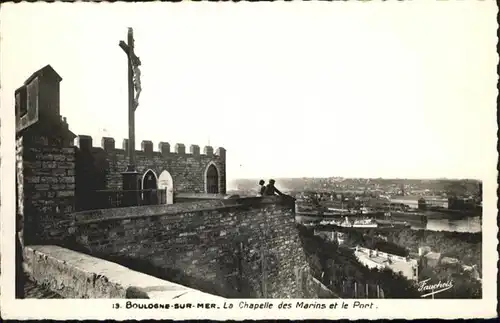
[141,169,158,190]
[158,170,174,204]
[141,169,158,205]
[204,162,220,194]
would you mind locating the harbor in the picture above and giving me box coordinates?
[295,202,482,234]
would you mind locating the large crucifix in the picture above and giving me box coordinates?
[119,27,142,192]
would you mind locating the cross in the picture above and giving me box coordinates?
[119,27,141,195]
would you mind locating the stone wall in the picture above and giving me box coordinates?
[39,196,313,298]
[76,136,226,195]
[17,135,76,244]
[24,245,224,300]
[174,193,236,203]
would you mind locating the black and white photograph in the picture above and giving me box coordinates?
[0,1,497,320]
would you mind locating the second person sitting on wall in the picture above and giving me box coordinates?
[264,179,284,197]
[258,179,266,196]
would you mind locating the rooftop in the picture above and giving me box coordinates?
[354,247,418,280]
[424,252,441,260]
[390,196,423,201]
[25,64,62,85]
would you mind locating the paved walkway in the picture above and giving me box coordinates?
[0,258,63,300]
[23,280,63,299]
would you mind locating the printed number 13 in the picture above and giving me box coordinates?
[113,303,120,309]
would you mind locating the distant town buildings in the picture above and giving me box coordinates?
[423,196,449,209]
[388,195,479,211]
[389,196,423,209]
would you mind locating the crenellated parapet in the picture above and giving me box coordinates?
[74,135,226,194]
[75,135,225,159]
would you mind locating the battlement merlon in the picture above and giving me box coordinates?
[141,140,153,155]
[215,147,226,160]
[102,137,115,151]
[75,135,226,158]
[204,146,214,156]
[158,142,170,156]
[76,135,93,151]
[175,143,185,155]
[190,145,200,156]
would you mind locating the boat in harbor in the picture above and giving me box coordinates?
[319,217,378,228]
[319,219,343,226]
[305,215,411,230]
[383,211,427,223]
[375,219,412,228]
[351,218,378,228]
[295,202,385,223]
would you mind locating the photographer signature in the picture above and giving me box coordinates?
[417,278,454,298]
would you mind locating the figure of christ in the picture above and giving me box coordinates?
[132,56,142,110]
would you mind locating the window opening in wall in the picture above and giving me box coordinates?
[206,164,219,194]
[17,89,28,118]
[25,81,37,118]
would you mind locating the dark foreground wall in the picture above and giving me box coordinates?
[40,196,314,298]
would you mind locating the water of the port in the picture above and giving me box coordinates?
[415,216,482,233]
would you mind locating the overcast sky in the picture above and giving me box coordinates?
[1,2,497,184]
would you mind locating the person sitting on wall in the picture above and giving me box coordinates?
[257,179,266,196]
[264,179,284,196]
